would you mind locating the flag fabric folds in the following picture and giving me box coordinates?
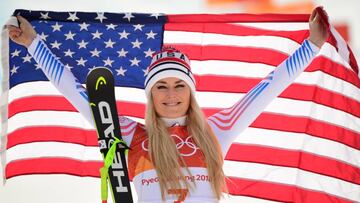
[1,9,359,202]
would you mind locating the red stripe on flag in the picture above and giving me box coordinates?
[9,96,77,116]
[250,112,360,150]
[165,22,308,44]
[347,45,359,74]
[307,57,360,89]
[226,144,360,185]
[7,126,98,149]
[167,14,310,23]
[164,44,288,66]
[6,158,102,179]
[226,177,353,203]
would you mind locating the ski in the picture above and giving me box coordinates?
[86,67,133,203]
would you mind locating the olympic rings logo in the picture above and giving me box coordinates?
[141,134,199,157]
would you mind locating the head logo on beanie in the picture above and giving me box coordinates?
[144,47,196,98]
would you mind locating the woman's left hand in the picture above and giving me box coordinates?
[309,7,330,48]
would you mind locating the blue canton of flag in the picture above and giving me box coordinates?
[9,10,165,89]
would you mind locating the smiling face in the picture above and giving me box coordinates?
[151,77,191,118]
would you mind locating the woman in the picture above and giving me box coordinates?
[7,7,328,203]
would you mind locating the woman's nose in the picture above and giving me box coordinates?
[166,87,177,97]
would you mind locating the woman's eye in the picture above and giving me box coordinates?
[175,84,185,88]
[156,85,167,89]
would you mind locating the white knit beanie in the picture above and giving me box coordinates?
[144,47,196,98]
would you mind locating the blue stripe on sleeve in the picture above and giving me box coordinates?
[34,41,42,58]
[298,46,305,66]
[41,49,50,72]
[44,50,53,73]
[53,61,61,82]
[48,57,56,78]
[241,82,265,104]
[238,82,270,117]
[304,44,310,61]
[50,58,58,79]
[241,82,267,107]
[286,59,291,76]
[37,43,46,62]
[294,50,300,71]
[289,55,295,76]
[56,66,64,85]
[80,92,89,102]
[304,40,313,54]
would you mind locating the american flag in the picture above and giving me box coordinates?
[1,9,359,203]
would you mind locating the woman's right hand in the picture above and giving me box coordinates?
[7,16,37,48]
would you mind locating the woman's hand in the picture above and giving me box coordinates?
[7,15,37,48]
[308,7,330,48]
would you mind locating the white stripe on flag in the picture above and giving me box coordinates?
[164,31,300,54]
[7,111,93,134]
[231,22,309,31]
[6,142,102,164]
[236,127,360,167]
[223,161,360,202]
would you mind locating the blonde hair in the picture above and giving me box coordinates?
[145,93,227,200]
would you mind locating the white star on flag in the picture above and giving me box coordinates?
[144,48,155,58]
[133,24,145,31]
[90,48,101,57]
[64,64,74,70]
[103,57,114,67]
[95,12,107,23]
[64,49,75,58]
[10,65,20,76]
[123,13,134,22]
[116,66,127,76]
[79,22,90,31]
[51,22,63,32]
[67,12,79,21]
[143,68,149,76]
[64,31,76,40]
[88,66,97,72]
[150,13,161,19]
[77,40,88,49]
[35,63,42,70]
[130,57,141,66]
[117,48,128,57]
[145,30,157,39]
[104,39,116,48]
[11,49,21,58]
[131,39,143,49]
[40,12,51,20]
[22,54,32,63]
[118,30,130,39]
[76,57,87,66]
[106,24,117,30]
[50,40,62,49]
[39,32,49,41]
[91,30,103,39]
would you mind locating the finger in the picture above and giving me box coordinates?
[309,8,317,22]
[312,12,319,23]
[9,30,21,35]
[315,6,330,29]
[7,25,21,31]
[9,30,21,39]
[16,15,27,23]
